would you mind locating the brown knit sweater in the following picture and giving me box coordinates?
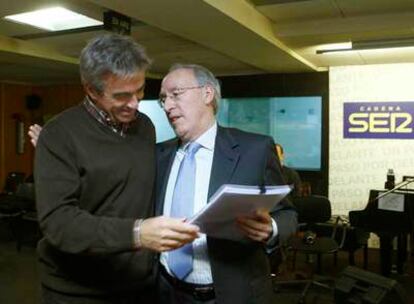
[34,103,156,295]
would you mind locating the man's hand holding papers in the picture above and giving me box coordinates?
[188,184,291,241]
[237,209,273,242]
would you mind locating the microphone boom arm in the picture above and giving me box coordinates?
[374,178,414,202]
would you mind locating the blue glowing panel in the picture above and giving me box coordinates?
[271,97,322,170]
[139,100,175,143]
[221,98,270,135]
[140,97,322,170]
[218,97,322,171]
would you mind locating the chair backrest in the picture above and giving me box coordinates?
[14,182,36,211]
[300,181,312,197]
[16,182,35,200]
[293,195,331,224]
[3,172,25,194]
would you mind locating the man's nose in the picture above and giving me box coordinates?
[126,95,139,110]
[163,95,175,112]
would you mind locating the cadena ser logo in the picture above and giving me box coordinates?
[343,102,414,139]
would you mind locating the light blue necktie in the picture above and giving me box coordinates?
[168,141,201,279]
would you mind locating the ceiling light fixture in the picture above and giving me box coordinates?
[4,7,102,31]
[316,37,414,54]
[316,42,352,54]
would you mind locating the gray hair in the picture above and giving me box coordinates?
[80,33,151,94]
[168,63,221,114]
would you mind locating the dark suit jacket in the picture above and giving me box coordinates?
[156,126,297,304]
[282,165,302,198]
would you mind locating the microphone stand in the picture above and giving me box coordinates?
[372,178,414,203]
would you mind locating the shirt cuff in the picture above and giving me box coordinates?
[133,219,144,249]
[265,218,279,252]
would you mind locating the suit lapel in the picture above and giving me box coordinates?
[208,127,240,199]
[156,139,179,215]
[157,127,240,212]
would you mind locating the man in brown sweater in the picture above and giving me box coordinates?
[34,34,198,304]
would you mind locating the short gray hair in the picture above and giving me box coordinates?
[168,63,221,114]
[80,33,151,93]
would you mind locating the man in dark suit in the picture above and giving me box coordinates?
[156,64,298,304]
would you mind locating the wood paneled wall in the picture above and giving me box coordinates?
[0,78,160,188]
[1,83,37,188]
[0,82,83,188]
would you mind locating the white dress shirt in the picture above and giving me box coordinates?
[160,123,217,284]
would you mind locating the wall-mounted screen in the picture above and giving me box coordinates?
[140,96,322,171]
[139,100,175,142]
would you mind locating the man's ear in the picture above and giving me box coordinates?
[84,84,100,101]
[203,85,215,105]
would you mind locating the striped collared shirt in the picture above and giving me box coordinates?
[83,96,136,137]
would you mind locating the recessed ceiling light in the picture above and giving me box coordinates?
[4,7,102,31]
[317,38,414,54]
[316,42,352,54]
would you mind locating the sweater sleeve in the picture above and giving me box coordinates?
[34,122,135,255]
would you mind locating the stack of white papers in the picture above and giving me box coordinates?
[188,184,291,241]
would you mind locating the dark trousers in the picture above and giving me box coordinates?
[41,285,156,304]
[158,272,216,304]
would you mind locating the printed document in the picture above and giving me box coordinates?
[188,184,291,241]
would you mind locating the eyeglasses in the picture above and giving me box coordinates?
[158,85,204,108]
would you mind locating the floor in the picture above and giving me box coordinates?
[0,222,413,304]
[272,244,413,303]
[0,223,40,304]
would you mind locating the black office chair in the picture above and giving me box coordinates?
[0,172,39,250]
[2,172,26,195]
[273,195,346,304]
[291,196,344,271]
[0,172,26,212]
[14,182,39,251]
[0,172,26,246]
